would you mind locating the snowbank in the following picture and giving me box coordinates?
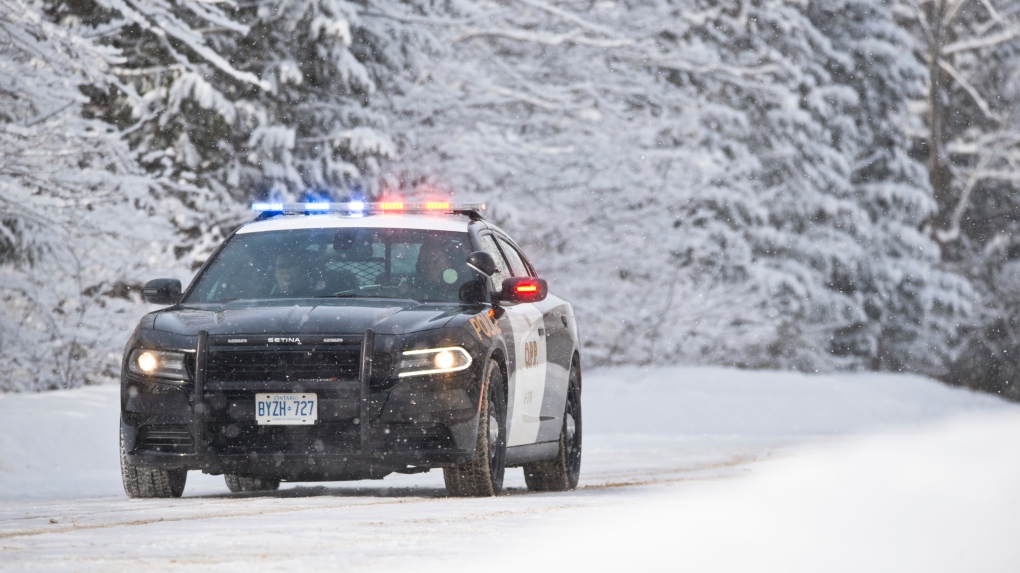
[0,385,121,500]
[499,411,1020,573]
[584,366,1010,437]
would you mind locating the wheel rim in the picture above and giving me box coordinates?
[486,372,505,493]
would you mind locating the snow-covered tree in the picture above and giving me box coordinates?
[35,1,445,287]
[1,0,987,390]
[0,0,177,390]
[59,0,418,229]
[807,0,972,372]
[386,0,971,372]
[899,0,1020,244]
[1,0,438,391]
[897,0,1020,393]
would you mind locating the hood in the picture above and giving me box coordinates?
[152,298,464,336]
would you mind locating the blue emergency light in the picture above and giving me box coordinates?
[251,201,486,216]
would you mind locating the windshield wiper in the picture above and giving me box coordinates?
[314,293,406,300]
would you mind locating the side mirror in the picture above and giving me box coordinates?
[466,251,498,276]
[500,277,548,304]
[142,279,182,305]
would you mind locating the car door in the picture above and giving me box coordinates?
[494,235,573,445]
[478,233,548,447]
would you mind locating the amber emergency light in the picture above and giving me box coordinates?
[252,201,484,216]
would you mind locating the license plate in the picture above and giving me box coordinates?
[255,393,318,425]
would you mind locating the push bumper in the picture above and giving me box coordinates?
[122,329,484,478]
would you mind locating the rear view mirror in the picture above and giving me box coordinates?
[332,228,374,258]
[142,278,182,305]
[500,277,548,304]
[466,251,498,276]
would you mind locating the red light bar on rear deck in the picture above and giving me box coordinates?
[251,202,485,215]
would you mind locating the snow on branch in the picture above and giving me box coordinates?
[165,72,237,125]
[514,0,627,41]
[938,59,1000,122]
[182,0,249,34]
[641,54,780,80]
[942,22,1020,54]
[104,0,270,90]
[455,27,632,48]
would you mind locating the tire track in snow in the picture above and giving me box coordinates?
[0,453,766,542]
[0,496,444,541]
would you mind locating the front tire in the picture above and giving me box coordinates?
[444,359,507,497]
[524,365,582,492]
[120,431,187,498]
[224,475,281,493]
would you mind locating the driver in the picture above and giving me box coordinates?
[411,239,468,301]
[272,252,318,297]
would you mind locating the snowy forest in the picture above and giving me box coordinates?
[2,0,1019,397]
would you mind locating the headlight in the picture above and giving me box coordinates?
[397,347,472,378]
[127,349,189,380]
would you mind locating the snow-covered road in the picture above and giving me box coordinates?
[1,367,1017,571]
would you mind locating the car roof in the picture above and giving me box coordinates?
[237,213,472,235]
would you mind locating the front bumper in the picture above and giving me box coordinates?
[121,329,484,479]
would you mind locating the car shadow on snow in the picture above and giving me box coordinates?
[188,484,543,500]
[188,485,446,500]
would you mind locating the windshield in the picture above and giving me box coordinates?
[185,228,479,303]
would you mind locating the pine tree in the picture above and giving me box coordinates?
[2,0,423,390]
[55,0,422,267]
[0,0,176,390]
[807,0,972,373]
[387,0,970,372]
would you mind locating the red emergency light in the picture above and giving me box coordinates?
[501,277,548,303]
[252,201,485,216]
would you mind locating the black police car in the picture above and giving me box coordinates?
[120,202,582,498]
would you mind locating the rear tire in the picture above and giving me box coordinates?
[120,431,187,498]
[444,359,507,497]
[524,365,581,492]
[224,475,281,493]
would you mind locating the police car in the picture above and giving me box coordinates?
[120,201,582,498]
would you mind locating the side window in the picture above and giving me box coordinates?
[496,237,532,277]
[479,235,511,291]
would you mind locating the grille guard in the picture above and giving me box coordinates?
[192,329,377,457]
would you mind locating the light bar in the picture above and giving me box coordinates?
[252,202,485,215]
